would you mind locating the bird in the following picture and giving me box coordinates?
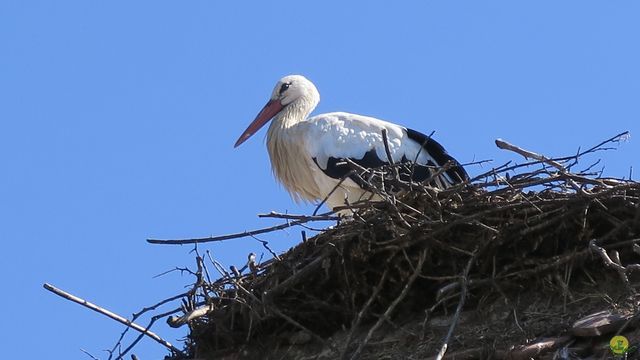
[234,75,468,212]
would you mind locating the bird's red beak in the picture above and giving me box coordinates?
[234,99,284,148]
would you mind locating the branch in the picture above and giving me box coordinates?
[381,128,400,181]
[435,249,477,360]
[80,349,100,360]
[43,283,184,356]
[263,254,328,301]
[575,131,630,158]
[495,131,630,172]
[349,250,427,360]
[147,211,335,245]
[258,211,339,221]
[108,291,189,359]
[495,138,586,193]
[495,138,567,172]
[589,239,640,293]
[313,169,359,216]
[340,270,389,359]
[167,303,214,328]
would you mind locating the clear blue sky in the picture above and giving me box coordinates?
[1,1,638,358]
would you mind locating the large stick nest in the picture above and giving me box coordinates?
[165,135,639,360]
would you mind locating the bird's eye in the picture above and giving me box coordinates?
[279,83,291,95]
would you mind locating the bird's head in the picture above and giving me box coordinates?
[234,75,320,147]
[271,75,319,106]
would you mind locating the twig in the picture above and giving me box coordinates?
[147,211,335,245]
[313,170,358,216]
[495,138,566,172]
[381,128,400,181]
[229,269,336,352]
[409,130,436,183]
[108,291,189,358]
[426,347,488,360]
[495,138,586,194]
[258,211,339,221]
[80,349,100,360]
[340,269,389,360]
[589,239,639,293]
[435,249,477,360]
[167,303,214,328]
[43,283,183,356]
[349,250,427,360]
[118,307,185,360]
[576,131,630,157]
[263,254,328,301]
[250,234,281,261]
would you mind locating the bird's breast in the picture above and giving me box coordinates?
[266,122,322,202]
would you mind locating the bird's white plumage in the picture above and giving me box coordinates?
[235,75,465,213]
[302,112,436,170]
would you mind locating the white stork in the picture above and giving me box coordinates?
[234,75,468,211]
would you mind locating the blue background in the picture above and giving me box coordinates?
[1,1,638,358]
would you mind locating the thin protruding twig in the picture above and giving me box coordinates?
[250,234,281,261]
[577,131,630,157]
[108,291,189,359]
[258,211,339,221]
[43,283,184,356]
[495,138,586,193]
[147,211,335,245]
[117,307,186,360]
[313,169,358,216]
[495,138,567,172]
[381,128,400,181]
[80,349,100,360]
[435,249,477,360]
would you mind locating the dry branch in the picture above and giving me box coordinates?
[43,283,183,357]
[349,250,428,360]
[435,248,478,360]
[495,138,567,172]
[147,211,335,245]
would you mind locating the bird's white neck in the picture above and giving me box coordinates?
[265,95,322,203]
[269,95,318,131]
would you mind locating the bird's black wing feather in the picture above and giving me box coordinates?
[313,149,386,188]
[405,128,469,183]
